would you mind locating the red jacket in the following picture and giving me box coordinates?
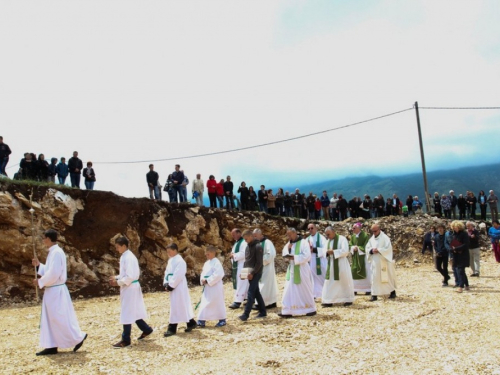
[314,201,322,211]
[207,179,217,194]
[216,182,225,196]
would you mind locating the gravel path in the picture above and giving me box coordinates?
[2,257,500,375]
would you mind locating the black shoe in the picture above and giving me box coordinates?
[265,303,277,309]
[278,313,292,318]
[112,340,130,348]
[228,302,241,309]
[255,313,267,319]
[305,311,317,316]
[163,331,176,337]
[73,333,88,352]
[442,282,449,287]
[185,319,197,332]
[36,348,58,356]
[365,292,371,296]
[354,292,357,295]
[445,275,451,282]
[138,330,153,340]
[369,296,378,302]
[471,273,479,277]
[238,314,249,322]
[321,303,333,307]
[343,302,353,307]
[389,291,396,299]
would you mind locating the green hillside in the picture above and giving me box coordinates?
[287,163,500,208]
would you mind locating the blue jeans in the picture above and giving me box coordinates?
[70,173,81,188]
[259,202,268,213]
[0,158,8,176]
[168,189,177,202]
[181,186,187,202]
[122,319,152,343]
[58,176,67,185]
[85,180,95,190]
[225,195,233,210]
[243,272,266,317]
[217,196,224,208]
[174,186,183,202]
[455,266,469,288]
[149,185,160,200]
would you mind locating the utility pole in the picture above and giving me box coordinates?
[414,101,431,214]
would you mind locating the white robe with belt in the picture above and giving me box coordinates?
[281,239,316,316]
[37,244,86,349]
[165,254,194,324]
[259,239,278,306]
[231,240,249,303]
[321,235,355,304]
[197,258,226,321]
[307,233,328,298]
[366,231,397,296]
[116,249,148,324]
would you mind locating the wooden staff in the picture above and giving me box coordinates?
[29,192,39,302]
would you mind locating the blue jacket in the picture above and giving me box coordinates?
[488,227,500,243]
[434,232,447,256]
[320,195,330,207]
[55,163,69,178]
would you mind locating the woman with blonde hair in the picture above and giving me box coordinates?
[450,220,470,292]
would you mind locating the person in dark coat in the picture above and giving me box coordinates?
[432,193,442,216]
[467,192,477,220]
[457,194,467,219]
[237,182,249,211]
[406,195,414,215]
[248,186,257,211]
[422,226,436,255]
[337,195,348,220]
[449,221,470,293]
[348,197,359,218]
[68,151,83,188]
[434,224,450,287]
[478,190,488,221]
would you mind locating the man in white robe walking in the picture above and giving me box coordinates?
[366,224,397,301]
[252,229,278,309]
[32,229,87,356]
[109,236,153,348]
[321,226,355,307]
[228,228,249,309]
[279,228,316,318]
[196,246,227,327]
[306,224,328,299]
[163,243,197,337]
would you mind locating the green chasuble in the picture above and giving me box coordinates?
[325,235,340,281]
[285,240,302,284]
[232,238,244,289]
[349,231,369,280]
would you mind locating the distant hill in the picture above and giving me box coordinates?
[285,163,500,209]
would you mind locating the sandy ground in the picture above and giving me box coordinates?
[2,256,500,375]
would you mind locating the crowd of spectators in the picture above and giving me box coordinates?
[147,164,499,223]
[0,138,96,191]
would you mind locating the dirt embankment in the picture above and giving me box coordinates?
[0,180,493,302]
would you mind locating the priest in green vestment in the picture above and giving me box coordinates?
[349,222,372,295]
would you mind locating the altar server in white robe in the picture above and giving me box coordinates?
[163,243,197,336]
[196,246,227,327]
[366,224,397,301]
[109,236,153,348]
[253,229,278,309]
[321,226,355,306]
[229,228,249,309]
[306,224,328,299]
[32,229,87,356]
[279,228,316,318]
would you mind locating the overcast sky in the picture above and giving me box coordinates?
[1,0,499,198]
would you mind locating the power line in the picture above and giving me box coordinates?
[419,106,500,110]
[95,107,414,165]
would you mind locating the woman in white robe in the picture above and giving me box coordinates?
[164,244,196,336]
[197,247,226,327]
[366,225,397,301]
[321,227,355,305]
[280,229,316,317]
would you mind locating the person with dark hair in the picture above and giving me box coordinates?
[292,189,302,218]
[457,194,467,219]
[467,192,478,220]
[229,228,249,309]
[478,190,487,221]
[432,192,442,216]
[206,175,218,208]
[449,190,458,219]
[306,192,315,220]
[238,230,267,321]
[163,243,197,337]
[320,191,330,220]
[163,174,175,202]
[37,154,49,182]
[385,198,393,217]
[449,221,470,293]
[171,164,185,202]
[306,224,328,299]
[83,162,96,190]
[258,185,268,213]
[349,196,359,218]
[109,236,153,348]
[466,221,480,277]
[406,195,414,216]
[248,186,257,211]
[488,220,500,262]
[223,176,234,210]
[237,182,249,211]
[422,226,436,255]
[338,194,348,221]
[47,157,58,183]
[267,189,276,215]
[434,224,450,287]
[275,188,285,216]
[68,151,83,188]
[252,229,278,309]
[146,164,160,200]
[0,136,12,176]
[55,157,69,185]
[31,229,87,356]
[216,179,225,208]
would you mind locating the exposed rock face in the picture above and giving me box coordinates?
[0,181,493,302]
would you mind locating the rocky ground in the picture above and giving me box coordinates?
[2,255,500,375]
